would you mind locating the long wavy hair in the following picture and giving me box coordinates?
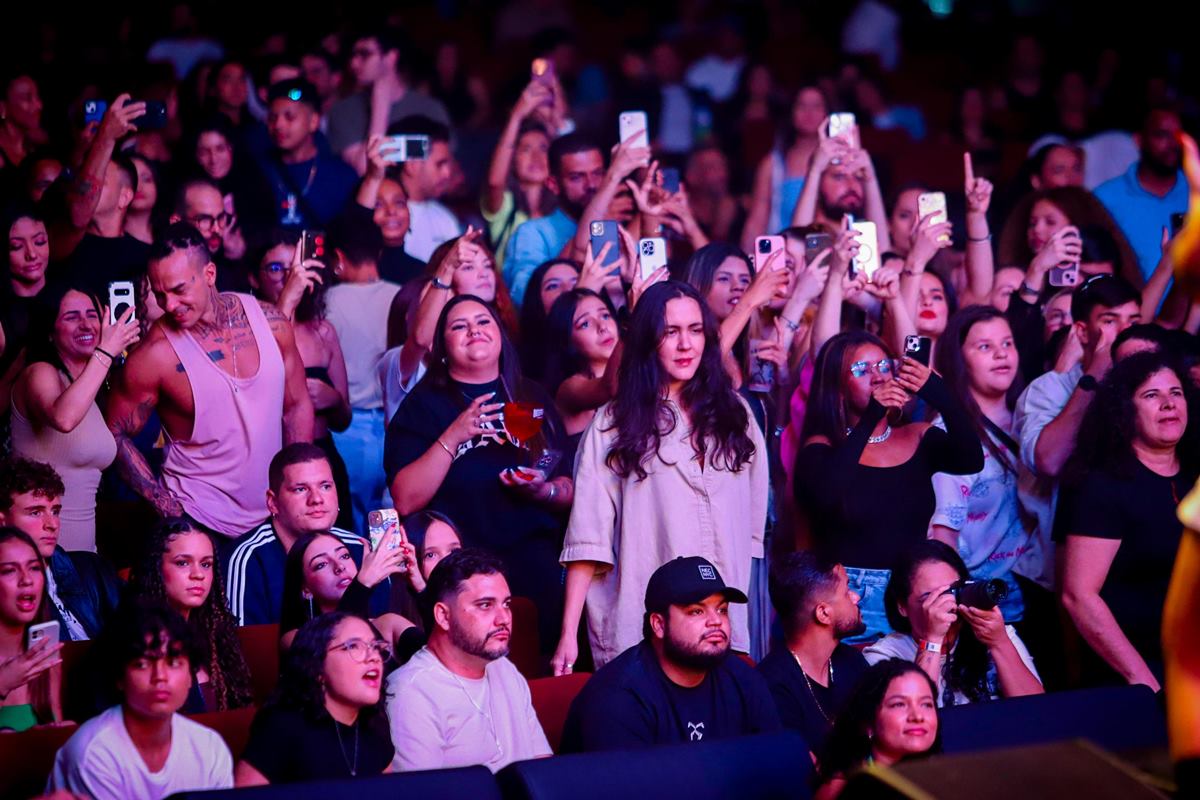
[24,280,102,378]
[128,516,253,710]
[816,658,941,785]
[518,258,580,382]
[1063,351,1200,488]
[605,281,755,481]
[270,611,387,723]
[0,526,54,721]
[801,330,896,448]
[425,237,520,340]
[543,288,618,398]
[883,541,994,705]
[935,306,1025,474]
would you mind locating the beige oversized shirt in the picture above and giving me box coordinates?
[561,401,768,667]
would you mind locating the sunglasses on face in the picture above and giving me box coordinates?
[849,359,894,379]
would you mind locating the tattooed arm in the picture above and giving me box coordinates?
[104,345,183,517]
[262,300,316,444]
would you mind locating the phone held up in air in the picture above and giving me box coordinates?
[83,99,108,125]
[301,229,327,266]
[127,99,168,130]
[638,237,668,280]
[828,112,858,147]
[917,191,950,243]
[660,167,681,194]
[531,57,555,86]
[848,218,881,281]
[754,236,786,273]
[804,232,834,265]
[367,509,406,569]
[589,220,622,272]
[380,134,430,163]
[618,110,649,149]
[904,335,933,367]
[26,620,60,652]
[108,281,136,326]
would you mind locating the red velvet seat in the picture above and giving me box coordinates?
[528,672,591,753]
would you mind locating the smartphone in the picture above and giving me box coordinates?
[638,237,668,280]
[917,191,949,243]
[619,110,650,149]
[754,235,786,272]
[532,449,563,476]
[1172,212,1186,237]
[589,220,622,272]
[904,335,933,366]
[380,134,430,163]
[828,112,858,145]
[108,281,136,325]
[301,230,326,264]
[748,338,776,393]
[531,57,555,86]
[660,167,681,194]
[26,620,60,651]
[1048,263,1080,287]
[849,220,881,281]
[83,99,108,125]
[366,509,406,566]
[127,99,167,130]
[804,232,834,265]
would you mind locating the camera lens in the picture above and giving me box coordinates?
[758,239,771,253]
[113,302,132,320]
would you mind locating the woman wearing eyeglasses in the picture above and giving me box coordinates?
[235,612,396,785]
[794,331,982,642]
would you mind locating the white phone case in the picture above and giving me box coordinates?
[638,237,668,280]
[850,221,881,280]
[619,111,649,149]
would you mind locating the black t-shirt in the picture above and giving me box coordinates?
[384,375,568,645]
[0,290,40,374]
[561,641,781,753]
[757,644,868,752]
[241,706,393,783]
[1066,460,1195,678]
[60,233,151,300]
[380,246,427,286]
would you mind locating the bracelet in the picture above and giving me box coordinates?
[546,482,557,502]
[967,234,992,243]
[95,346,117,362]
[436,438,455,458]
[779,316,801,333]
[431,276,452,290]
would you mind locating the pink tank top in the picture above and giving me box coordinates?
[160,294,284,536]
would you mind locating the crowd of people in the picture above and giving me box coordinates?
[1,1,1198,797]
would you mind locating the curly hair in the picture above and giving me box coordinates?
[128,516,253,710]
[605,281,755,481]
[271,611,387,723]
[0,457,65,512]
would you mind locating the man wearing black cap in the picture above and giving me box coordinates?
[560,557,780,752]
[263,78,358,228]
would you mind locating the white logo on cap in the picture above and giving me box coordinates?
[698,565,716,581]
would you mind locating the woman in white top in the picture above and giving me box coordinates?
[552,281,768,673]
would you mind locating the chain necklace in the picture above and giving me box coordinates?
[447,668,504,761]
[332,717,360,777]
[791,651,835,724]
[224,295,239,384]
[846,424,892,444]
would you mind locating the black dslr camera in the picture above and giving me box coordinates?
[947,579,1008,610]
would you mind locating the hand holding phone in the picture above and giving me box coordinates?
[26,621,61,652]
[590,220,622,271]
[917,192,949,243]
[380,135,430,163]
[754,236,786,273]
[849,220,881,281]
[637,237,668,280]
[618,111,650,149]
[904,335,933,367]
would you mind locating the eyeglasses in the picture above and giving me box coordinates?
[328,638,392,663]
[849,359,894,379]
[188,212,233,229]
[262,261,287,274]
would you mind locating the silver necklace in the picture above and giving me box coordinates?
[791,651,835,724]
[332,717,359,777]
[847,424,892,444]
[447,668,504,760]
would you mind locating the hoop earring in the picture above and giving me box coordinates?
[308,596,315,619]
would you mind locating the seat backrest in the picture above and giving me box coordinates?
[528,672,591,753]
[168,765,502,800]
[236,623,281,704]
[939,685,1167,754]
[498,731,813,800]
[509,596,543,680]
[188,706,259,760]
[0,722,78,799]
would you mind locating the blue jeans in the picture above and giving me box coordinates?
[331,409,388,534]
[845,567,893,645]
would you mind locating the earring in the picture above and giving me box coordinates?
[308,596,315,619]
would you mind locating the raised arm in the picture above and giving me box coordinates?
[563,134,650,262]
[484,82,552,214]
[261,301,315,444]
[742,156,775,253]
[962,153,996,305]
[66,95,145,233]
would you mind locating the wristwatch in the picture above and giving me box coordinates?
[1078,375,1099,392]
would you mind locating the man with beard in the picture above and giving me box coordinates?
[171,178,250,292]
[756,552,869,753]
[561,557,780,752]
[1095,106,1189,280]
[105,223,314,536]
[503,131,648,306]
[386,549,552,772]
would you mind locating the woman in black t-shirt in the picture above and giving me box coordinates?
[385,295,573,647]
[235,612,395,785]
[1062,351,1200,689]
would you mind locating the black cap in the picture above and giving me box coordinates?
[644,556,748,614]
[267,79,320,111]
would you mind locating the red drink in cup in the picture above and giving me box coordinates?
[504,402,544,445]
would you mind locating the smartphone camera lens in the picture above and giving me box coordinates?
[758,239,771,254]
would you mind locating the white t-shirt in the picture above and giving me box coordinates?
[405,200,462,262]
[325,280,402,409]
[48,706,233,800]
[386,646,551,772]
[377,345,428,425]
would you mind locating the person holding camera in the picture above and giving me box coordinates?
[865,541,1043,707]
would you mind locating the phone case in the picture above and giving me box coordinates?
[589,220,621,268]
[828,113,857,144]
[367,509,402,553]
[638,237,668,279]
[850,221,881,280]
[1048,265,1080,287]
[619,111,649,148]
[917,192,948,225]
[660,167,681,194]
[754,236,785,272]
[301,230,326,263]
[26,621,60,650]
[804,234,834,264]
[108,281,136,325]
[904,335,933,366]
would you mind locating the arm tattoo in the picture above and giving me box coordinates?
[110,398,183,516]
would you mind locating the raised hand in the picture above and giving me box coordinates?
[99,94,145,142]
[98,305,141,357]
[443,392,505,449]
[964,152,994,215]
[909,212,954,269]
[578,240,621,295]
[1030,226,1082,276]
[894,356,932,395]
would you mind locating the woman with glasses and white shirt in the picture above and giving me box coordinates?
[236,612,396,785]
[794,331,983,643]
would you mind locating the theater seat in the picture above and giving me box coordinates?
[0,722,78,799]
[939,685,1167,755]
[497,731,813,800]
[236,623,281,704]
[528,672,591,753]
[168,765,502,800]
[189,706,258,760]
[509,597,543,680]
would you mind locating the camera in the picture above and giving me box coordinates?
[640,239,657,257]
[757,238,773,254]
[948,579,1008,610]
[904,335,932,367]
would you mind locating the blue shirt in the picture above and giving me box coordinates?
[503,208,577,307]
[1093,162,1188,281]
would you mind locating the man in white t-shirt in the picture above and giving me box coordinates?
[392,115,462,262]
[48,604,233,800]
[386,549,551,771]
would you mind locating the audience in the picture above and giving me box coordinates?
[0,527,63,731]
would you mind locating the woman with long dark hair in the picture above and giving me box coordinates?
[866,541,1043,706]
[183,114,277,245]
[814,659,940,799]
[10,282,139,551]
[794,331,982,642]
[544,288,620,461]
[931,306,1042,621]
[236,612,394,785]
[385,294,571,647]
[1,206,51,382]
[128,517,253,712]
[1061,351,1200,690]
[553,280,767,672]
[0,526,62,731]
[518,258,581,382]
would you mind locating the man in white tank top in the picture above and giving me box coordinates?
[105,223,314,536]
